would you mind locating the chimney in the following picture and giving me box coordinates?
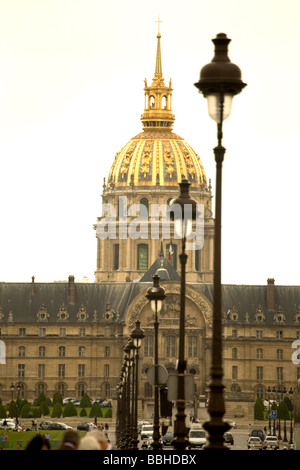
[267,278,275,311]
[31,276,35,295]
[68,275,75,304]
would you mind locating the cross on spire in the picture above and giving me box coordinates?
[155,16,163,35]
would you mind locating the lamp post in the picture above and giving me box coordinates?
[146,274,166,450]
[266,387,272,434]
[124,339,135,448]
[169,179,197,450]
[130,320,145,450]
[194,33,246,450]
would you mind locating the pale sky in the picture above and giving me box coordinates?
[0,0,299,285]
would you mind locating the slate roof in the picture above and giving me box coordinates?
[0,280,300,326]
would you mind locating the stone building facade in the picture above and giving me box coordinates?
[0,33,299,419]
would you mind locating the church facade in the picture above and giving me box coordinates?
[0,33,299,418]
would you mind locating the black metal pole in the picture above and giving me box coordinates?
[173,239,189,450]
[152,301,162,449]
[203,96,230,450]
[132,348,140,450]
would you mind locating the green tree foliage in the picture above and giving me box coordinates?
[36,392,47,406]
[254,398,264,420]
[105,407,112,419]
[80,393,92,408]
[20,403,32,418]
[53,391,63,406]
[89,401,102,418]
[51,402,63,418]
[278,401,290,421]
[80,408,87,417]
[283,396,293,412]
[39,401,50,416]
[63,401,78,417]
[0,404,6,418]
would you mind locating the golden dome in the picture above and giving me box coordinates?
[106,33,207,190]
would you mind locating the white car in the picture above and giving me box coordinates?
[247,436,262,450]
[262,436,279,450]
[188,426,207,449]
[140,424,153,440]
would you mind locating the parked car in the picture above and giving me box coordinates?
[39,420,53,430]
[47,422,73,430]
[0,418,22,431]
[262,436,279,450]
[100,400,112,407]
[247,436,263,450]
[224,432,234,445]
[77,422,97,431]
[63,397,77,405]
[162,432,174,446]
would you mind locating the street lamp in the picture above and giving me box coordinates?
[194,33,246,450]
[169,179,198,450]
[124,339,135,448]
[146,274,166,450]
[130,320,145,450]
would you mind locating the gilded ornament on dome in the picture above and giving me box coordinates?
[120,143,136,178]
[163,143,175,178]
[140,141,153,177]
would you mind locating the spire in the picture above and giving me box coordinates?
[155,33,162,77]
[141,26,175,131]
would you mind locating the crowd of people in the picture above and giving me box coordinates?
[24,428,112,451]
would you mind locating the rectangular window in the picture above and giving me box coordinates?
[256,330,263,339]
[19,328,26,337]
[137,244,148,270]
[166,336,176,357]
[256,366,263,380]
[113,244,119,270]
[18,364,25,378]
[59,328,66,337]
[144,336,153,357]
[38,364,45,379]
[277,367,283,381]
[232,330,237,338]
[276,331,283,339]
[58,364,65,378]
[277,349,283,360]
[78,364,85,378]
[256,348,263,359]
[232,366,238,381]
[188,337,198,357]
[104,364,109,378]
[39,328,46,337]
[79,328,86,337]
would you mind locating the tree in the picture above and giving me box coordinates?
[80,393,92,408]
[53,391,63,406]
[36,392,47,406]
[0,404,6,419]
[80,408,87,417]
[51,402,63,418]
[20,403,32,418]
[39,401,50,416]
[89,401,102,418]
[254,398,264,420]
[63,401,78,417]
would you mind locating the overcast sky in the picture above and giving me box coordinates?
[0,0,299,286]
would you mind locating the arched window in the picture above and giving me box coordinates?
[137,244,148,270]
[162,95,167,109]
[150,96,155,109]
[57,383,66,397]
[166,336,176,357]
[77,383,85,397]
[113,244,119,270]
[37,383,45,396]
